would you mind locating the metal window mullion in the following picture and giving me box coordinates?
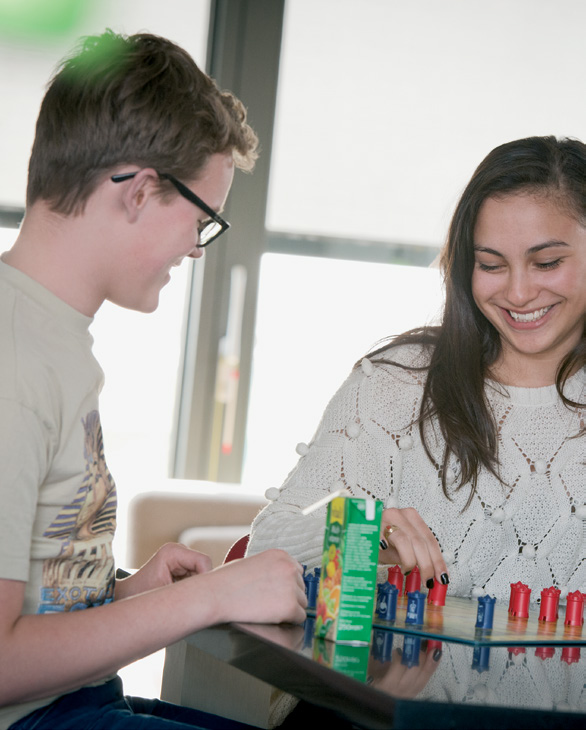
[172,0,285,482]
[266,231,442,267]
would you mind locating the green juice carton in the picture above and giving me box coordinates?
[314,496,382,644]
[312,637,371,681]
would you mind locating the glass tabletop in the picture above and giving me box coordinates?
[214,617,586,727]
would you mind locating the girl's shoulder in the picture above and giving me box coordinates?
[366,341,433,374]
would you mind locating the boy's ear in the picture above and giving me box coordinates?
[119,169,160,223]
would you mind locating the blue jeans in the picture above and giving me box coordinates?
[9,677,259,729]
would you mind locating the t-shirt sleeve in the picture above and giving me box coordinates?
[0,398,49,581]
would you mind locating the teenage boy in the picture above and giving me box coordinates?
[0,30,306,730]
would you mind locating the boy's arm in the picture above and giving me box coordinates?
[0,548,306,708]
[114,542,213,601]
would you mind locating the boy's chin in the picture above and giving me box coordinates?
[108,293,160,314]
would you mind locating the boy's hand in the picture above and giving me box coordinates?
[116,543,212,600]
[206,549,307,626]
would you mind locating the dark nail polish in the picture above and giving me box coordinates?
[440,573,450,585]
[433,648,442,662]
[380,539,388,550]
[426,578,435,590]
[404,570,411,576]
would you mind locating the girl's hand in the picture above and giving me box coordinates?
[368,643,442,698]
[379,507,449,587]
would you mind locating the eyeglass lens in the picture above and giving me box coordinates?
[200,221,222,246]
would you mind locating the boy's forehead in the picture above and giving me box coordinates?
[190,153,235,207]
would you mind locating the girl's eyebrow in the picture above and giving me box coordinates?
[473,246,504,258]
[526,240,570,254]
[473,240,570,257]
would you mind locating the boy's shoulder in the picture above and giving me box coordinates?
[0,260,100,416]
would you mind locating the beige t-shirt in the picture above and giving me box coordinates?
[0,261,117,729]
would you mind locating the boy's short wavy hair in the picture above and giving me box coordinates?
[27,30,258,215]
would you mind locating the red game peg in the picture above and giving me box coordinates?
[427,581,448,606]
[538,586,561,622]
[564,591,584,627]
[387,565,404,593]
[561,646,581,665]
[404,565,421,595]
[509,582,531,618]
[509,581,526,612]
[535,646,555,660]
[508,646,526,656]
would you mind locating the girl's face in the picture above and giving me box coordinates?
[471,193,586,385]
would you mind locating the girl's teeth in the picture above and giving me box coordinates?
[508,306,552,322]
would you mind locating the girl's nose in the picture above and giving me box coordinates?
[504,268,539,308]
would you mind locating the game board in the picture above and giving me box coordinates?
[370,594,586,647]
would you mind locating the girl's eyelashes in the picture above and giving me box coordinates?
[476,261,502,272]
[475,258,564,272]
[535,258,562,270]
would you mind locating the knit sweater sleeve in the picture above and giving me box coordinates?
[246,368,364,567]
[247,351,426,567]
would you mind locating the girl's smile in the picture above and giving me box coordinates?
[472,193,586,386]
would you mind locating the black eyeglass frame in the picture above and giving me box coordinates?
[111,171,230,247]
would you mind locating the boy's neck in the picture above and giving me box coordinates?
[3,199,112,317]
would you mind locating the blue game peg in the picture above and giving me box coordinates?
[475,595,496,630]
[376,581,399,621]
[372,628,394,663]
[405,590,426,625]
[304,571,319,609]
[401,634,422,667]
[376,582,398,622]
[472,644,491,673]
[302,615,315,648]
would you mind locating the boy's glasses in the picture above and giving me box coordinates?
[111,171,230,247]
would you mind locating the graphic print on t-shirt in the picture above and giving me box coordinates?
[39,410,117,613]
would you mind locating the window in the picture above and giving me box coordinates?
[243,254,443,487]
[180,0,586,490]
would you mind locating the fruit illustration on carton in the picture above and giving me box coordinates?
[314,495,382,644]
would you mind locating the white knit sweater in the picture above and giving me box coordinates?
[247,345,586,602]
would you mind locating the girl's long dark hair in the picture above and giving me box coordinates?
[371,136,586,506]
